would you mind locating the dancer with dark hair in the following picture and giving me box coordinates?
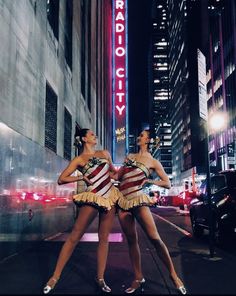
[117,129,187,294]
[43,129,121,294]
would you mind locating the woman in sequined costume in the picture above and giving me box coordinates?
[43,129,121,294]
[117,130,187,294]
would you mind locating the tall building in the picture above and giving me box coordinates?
[128,0,152,138]
[0,0,112,260]
[207,0,236,171]
[168,0,209,191]
[150,0,172,179]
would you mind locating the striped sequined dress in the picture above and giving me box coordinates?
[73,157,121,211]
[118,158,157,211]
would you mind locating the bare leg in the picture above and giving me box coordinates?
[133,207,185,289]
[96,206,116,279]
[46,205,98,288]
[118,209,143,281]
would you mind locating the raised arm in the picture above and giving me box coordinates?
[102,150,118,180]
[57,157,85,185]
[144,159,171,189]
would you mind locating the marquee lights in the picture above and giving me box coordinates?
[113,0,128,163]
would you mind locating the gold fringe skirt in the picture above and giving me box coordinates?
[73,185,122,211]
[117,193,157,211]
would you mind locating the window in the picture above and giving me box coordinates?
[65,0,73,70]
[210,175,226,194]
[87,0,91,111]
[45,83,58,153]
[81,0,86,99]
[80,0,91,111]
[47,0,59,39]
[64,108,72,160]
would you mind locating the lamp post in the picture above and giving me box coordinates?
[204,120,214,258]
[206,112,227,258]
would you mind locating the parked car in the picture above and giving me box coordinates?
[189,170,236,244]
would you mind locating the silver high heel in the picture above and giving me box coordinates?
[170,276,187,295]
[95,278,112,293]
[43,276,59,294]
[125,278,146,294]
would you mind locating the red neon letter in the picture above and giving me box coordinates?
[116,105,125,115]
[116,68,125,77]
[116,0,124,9]
[116,23,124,33]
[116,93,125,102]
[116,11,125,21]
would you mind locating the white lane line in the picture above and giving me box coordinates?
[0,252,18,264]
[152,212,192,237]
[44,232,63,241]
[44,232,123,242]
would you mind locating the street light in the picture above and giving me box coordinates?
[209,112,228,132]
[206,111,228,258]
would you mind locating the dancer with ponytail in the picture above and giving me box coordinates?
[117,129,187,294]
[43,128,121,294]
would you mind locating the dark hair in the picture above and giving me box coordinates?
[144,129,160,151]
[74,128,90,148]
[144,129,154,139]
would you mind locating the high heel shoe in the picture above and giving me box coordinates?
[43,276,59,294]
[125,278,146,294]
[170,275,187,295]
[95,278,112,293]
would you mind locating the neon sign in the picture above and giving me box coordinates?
[115,127,126,142]
[113,0,128,163]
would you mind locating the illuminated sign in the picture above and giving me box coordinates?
[112,0,128,163]
[115,127,126,142]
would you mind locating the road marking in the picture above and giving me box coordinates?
[152,212,192,237]
[44,232,123,242]
[44,232,63,241]
[0,252,18,264]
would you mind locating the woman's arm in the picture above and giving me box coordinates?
[102,150,118,180]
[143,159,171,189]
[57,157,90,185]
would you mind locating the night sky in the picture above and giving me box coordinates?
[128,0,153,133]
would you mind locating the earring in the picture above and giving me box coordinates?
[75,136,82,146]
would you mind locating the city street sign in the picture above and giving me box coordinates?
[197,49,208,121]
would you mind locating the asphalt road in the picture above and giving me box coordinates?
[0,206,236,295]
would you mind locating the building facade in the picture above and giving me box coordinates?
[150,0,172,180]
[168,0,209,191]
[0,0,112,260]
[207,0,236,172]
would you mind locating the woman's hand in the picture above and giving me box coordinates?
[141,179,155,187]
[141,179,149,187]
[82,175,92,186]
[110,171,118,180]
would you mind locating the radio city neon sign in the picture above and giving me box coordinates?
[114,0,126,116]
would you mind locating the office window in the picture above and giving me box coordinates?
[65,0,73,70]
[87,0,91,111]
[45,83,57,153]
[47,0,59,39]
[64,108,72,160]
[81,0,86,98]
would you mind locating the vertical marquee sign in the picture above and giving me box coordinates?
[112,0,129,164]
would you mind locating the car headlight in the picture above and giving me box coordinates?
[216,196,229,208]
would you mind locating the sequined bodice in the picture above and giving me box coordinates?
[81,157,113,197]
[119,158,150,198]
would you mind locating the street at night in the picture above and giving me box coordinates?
[1,0,236,295]
[1,207,236,295]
